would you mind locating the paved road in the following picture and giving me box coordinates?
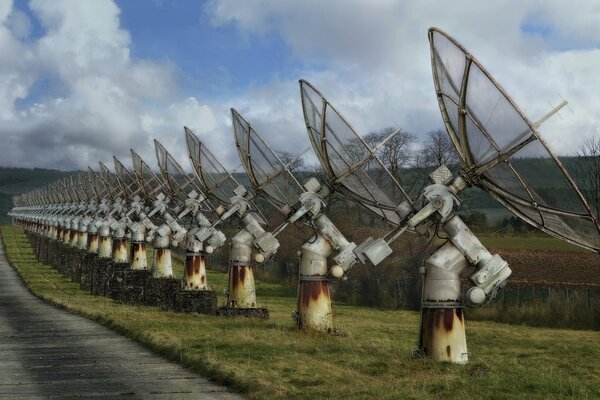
[0,238,244,400]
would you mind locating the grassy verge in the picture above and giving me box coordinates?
[2,225,599,399]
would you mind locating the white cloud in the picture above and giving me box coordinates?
[0,0,219,171]
[2,0,600,176]
[206,0,600,159]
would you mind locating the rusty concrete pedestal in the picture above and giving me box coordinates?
[417,240,469,363]
[121,269,152,305]
[174,290,218,315]
[145,277,179,310]
[419,306,467,363]
[296,235,334,332]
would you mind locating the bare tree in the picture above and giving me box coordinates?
[422,129,458,168]
[366,127,416,179]
[276,151,305,172]
[574,137,600,216]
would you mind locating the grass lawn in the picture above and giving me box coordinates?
[1,225,599,399]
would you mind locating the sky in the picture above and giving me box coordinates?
[1,0,600,171]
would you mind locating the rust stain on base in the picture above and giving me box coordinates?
[112,238,128,262]
[184,253,207,290]
[130,242,147,269]
[87,234,99,252]
[297,279,333,332]
[227,265,257,308]
[419,307,468,363]
[230,266,249,291]
[155,248,167,263]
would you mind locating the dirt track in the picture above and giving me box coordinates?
[491,248,600,288]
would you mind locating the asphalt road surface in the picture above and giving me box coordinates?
[0,238,244,400]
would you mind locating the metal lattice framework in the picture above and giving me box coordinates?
[232,108,305,213]
[185,127,268,224]
[301,80,413,226]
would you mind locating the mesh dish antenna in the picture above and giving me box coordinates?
[429,27,600,252]
[232,108,305,214]
[232,108,365,332]
[131,149,167,202]
[301,79,413,227]
[185,127,268,225]
[78,171,96,202]
[88,167,109,202]
[113,155,141,199]
[98,161,121,201]
[154,139,214,213]
[186,127,247,206]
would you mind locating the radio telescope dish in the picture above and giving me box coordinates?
[98,161,122,201]
[113,156,140,198]
[232,108,304,212]
[77,172,96,202]
[88,167,109,202]
[69,174,87,203]
[300,80,412,226]
[429,27,600,251]
[185,127,242,206]
[131,149,166,201]
[185,127,268,222]
[154,139,214,213]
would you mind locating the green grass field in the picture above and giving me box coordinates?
[1,225,599,399]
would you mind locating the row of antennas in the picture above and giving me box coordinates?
[9,28,598,364]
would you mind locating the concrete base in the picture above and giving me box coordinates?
[91,258,112,296]
[47,240,61,268]
[145,277,179,310]
[121,269,152,305]
[174,290,217,315]
[38,236,49,264]
[217,307,270,319]
[56,243,71,276]
[106,262,130,301]
[70,249,87,284]
[80,253,98,292]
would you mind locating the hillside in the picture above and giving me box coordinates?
[0,156,594,226]
[0,167,77,224]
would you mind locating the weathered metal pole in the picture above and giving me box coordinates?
[111,222,129,264]
[183,251,207,290]
[227,229,257,307]
[296,234,334,332]
[152,232,173,278]
[98,224,112,259]
[419,241,468,363]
